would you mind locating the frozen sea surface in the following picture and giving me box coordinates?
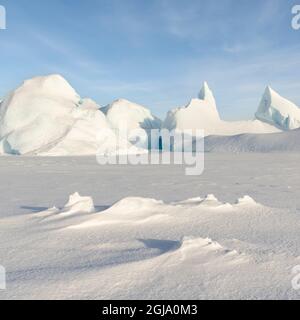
[0,154,300,299]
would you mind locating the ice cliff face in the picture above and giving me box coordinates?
[255,86,300,130]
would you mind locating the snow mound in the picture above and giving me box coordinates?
[175,237,247,265]
[63,192,95,214]
[255,86,300,130]
[163,82,280,137]
[33,192,95,221]
[203,194,219,202]
[235,195,258,206]
[102,99,162,149]
[67,194,262,229]
[176,194,253,209]
[180,237,223,252]
[108,197,164,213]
[174,197,204,205]
[69,197,168,229]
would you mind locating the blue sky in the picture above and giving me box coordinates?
[0,0,299,119]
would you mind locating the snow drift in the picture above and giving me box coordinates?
[1,156,300,299]
[203,128,300,153]
[3,190,296,299]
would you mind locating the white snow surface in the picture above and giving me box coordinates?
[0,155,300,300]
[255,86,300,130]
[164,83,281,137]
[204,128,300,152]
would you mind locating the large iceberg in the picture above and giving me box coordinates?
[255,86,300,130]
[0,75,129,155]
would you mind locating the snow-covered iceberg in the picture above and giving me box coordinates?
[255,86,300,130]
[0,75,299,156]
[164,82,280,136]
[0,74,79,154]
[101,99,162,149]
[0,75,133,155]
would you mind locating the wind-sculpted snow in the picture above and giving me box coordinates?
[1,191,299,299]
[1,156,300,299]
[68,193,260,229]
[33,192,95,221]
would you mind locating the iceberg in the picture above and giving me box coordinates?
[102,99,162,149]
[255,86,300,130]
[163,82,280,136]
[0,75,127,155]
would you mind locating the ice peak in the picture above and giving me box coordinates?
[197,81,219,118]
[263,85,276,97]
[256,85,300,130]
[266,85,272,91]
[198,82,212,100]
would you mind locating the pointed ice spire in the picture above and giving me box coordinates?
[198,82,216,107]
[257,85,278,115]
[255,85,300,130]
[264,85,274,99]
[198,82,219,118]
